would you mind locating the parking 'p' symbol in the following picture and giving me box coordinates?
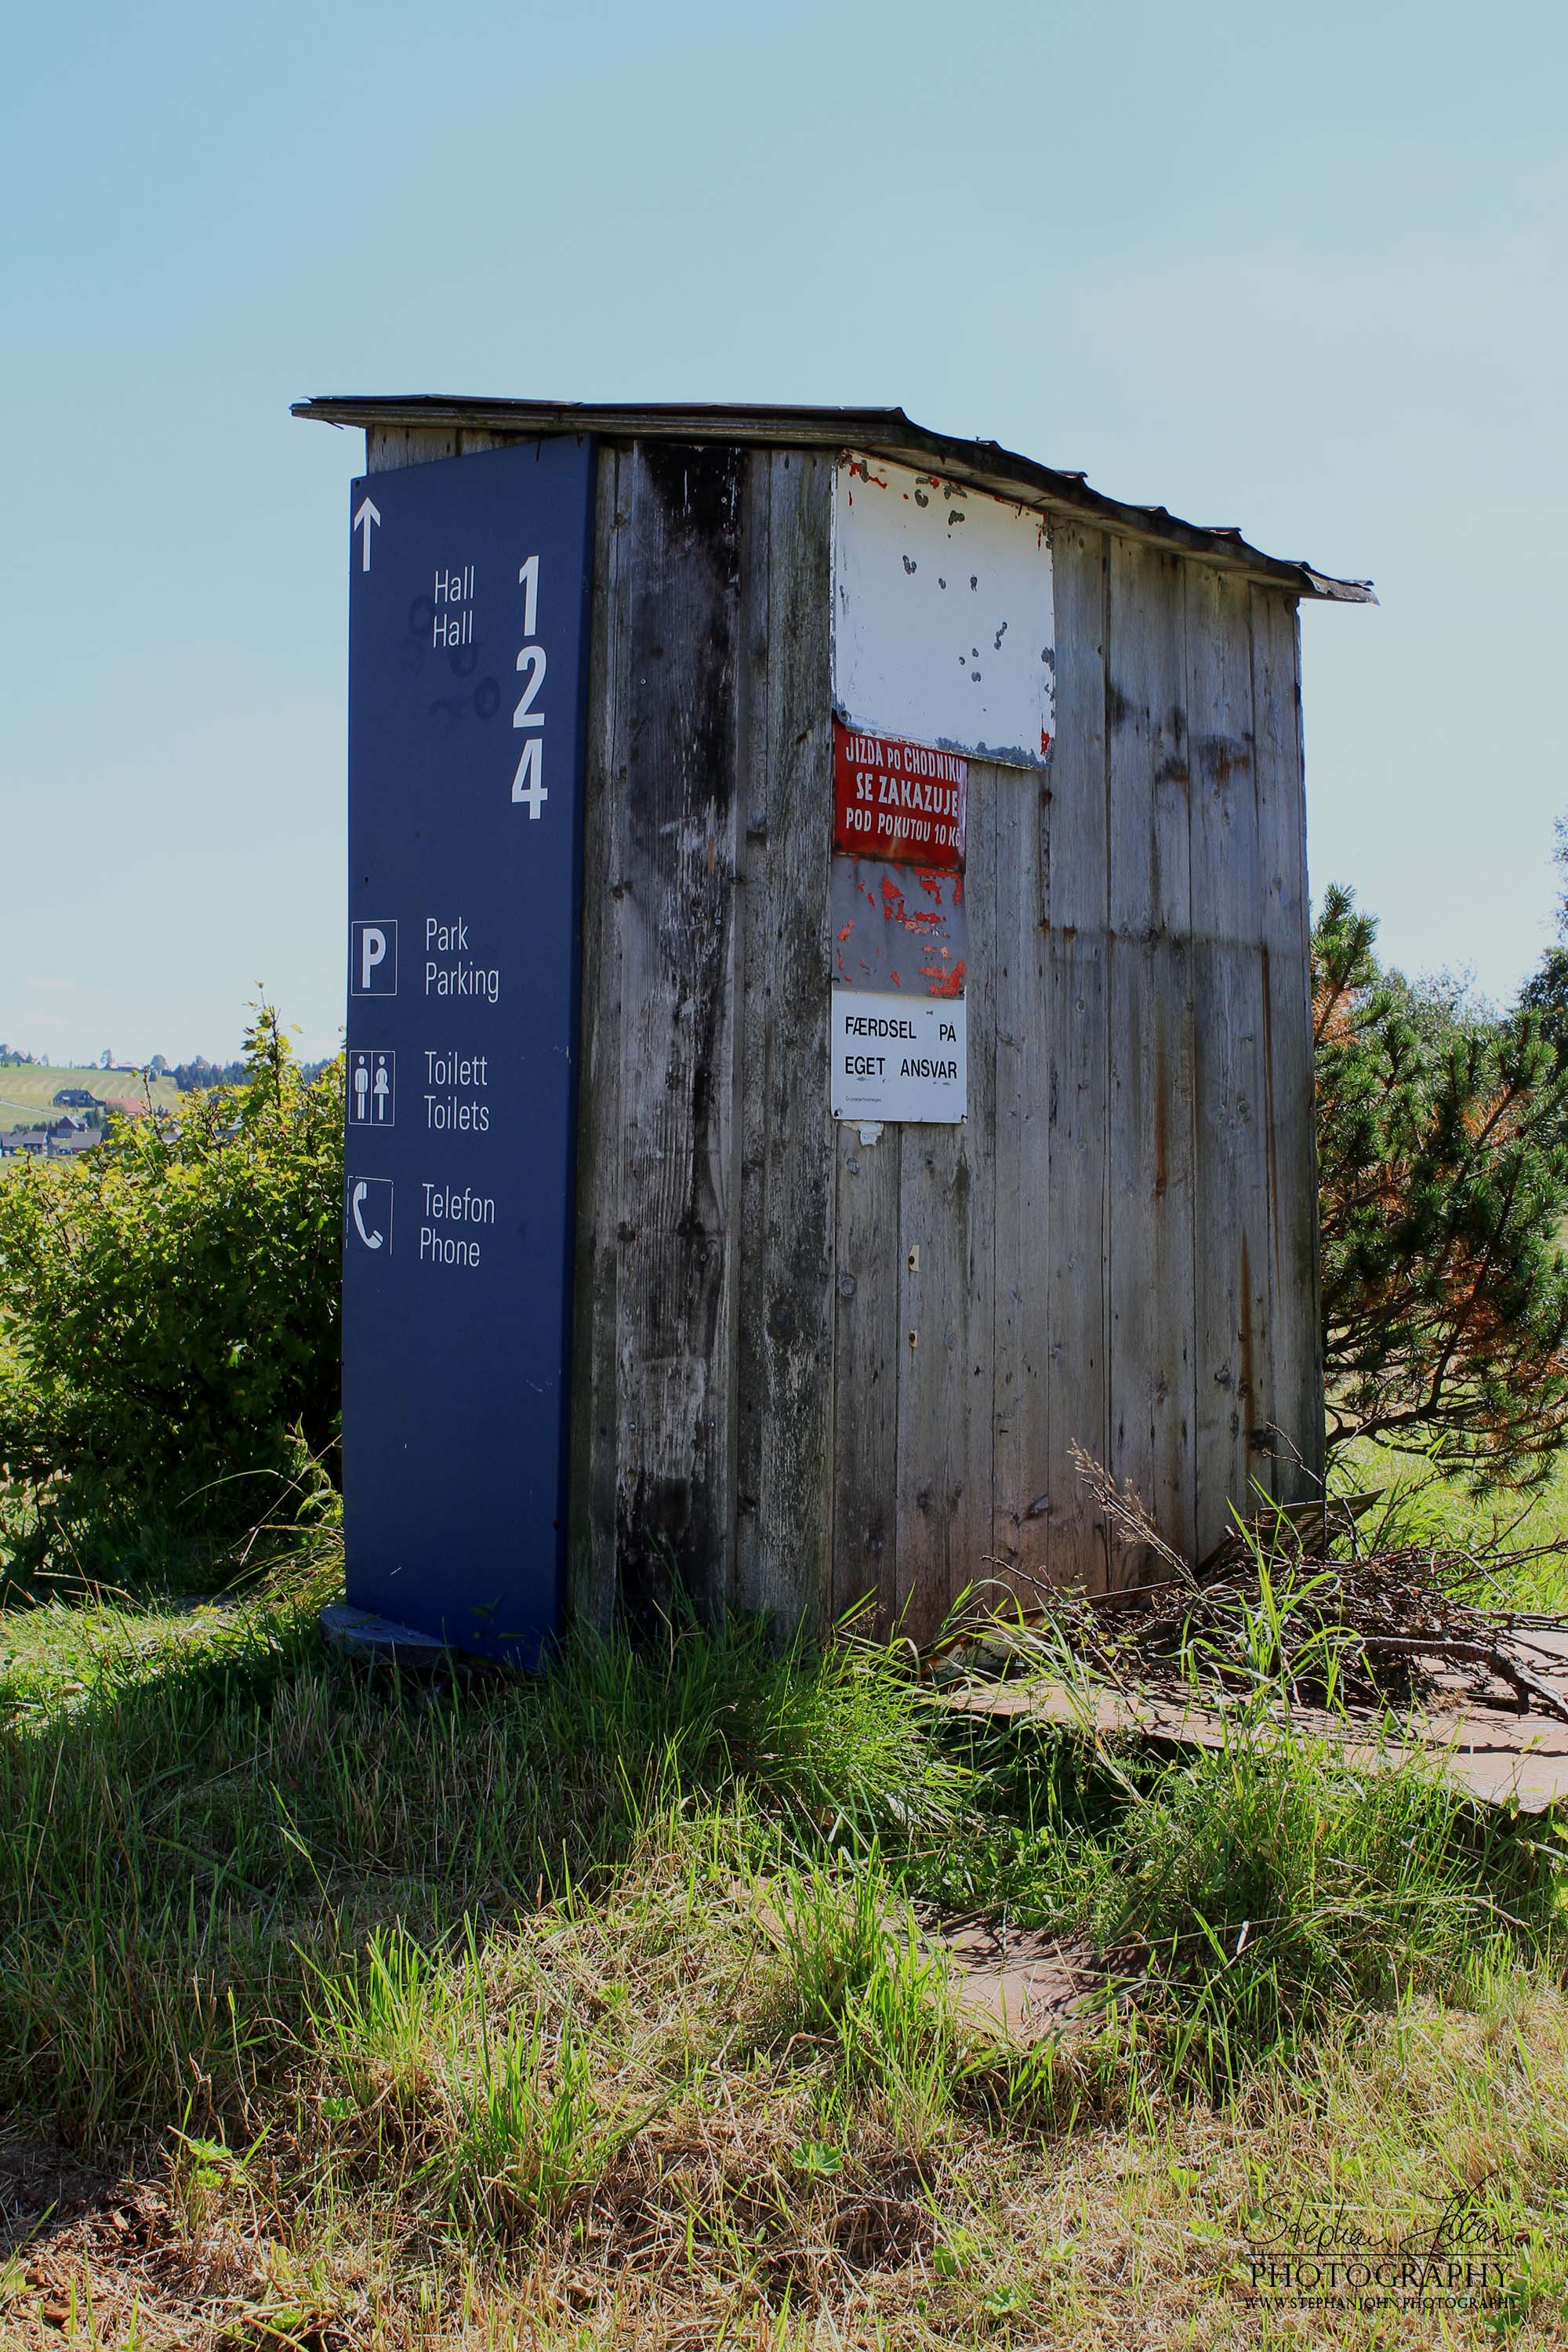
[351,919,398,996]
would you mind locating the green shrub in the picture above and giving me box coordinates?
[0,1003,343,1538]
[1314,880,1568,1485]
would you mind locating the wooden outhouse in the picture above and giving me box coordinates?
[299,396,1372,1649]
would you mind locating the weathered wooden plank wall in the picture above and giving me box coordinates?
[1107,540,1197,1572]
[1251,588,1322,1498]
[989,759,1053,1602]
[1042,525,1113,1598]
[733,452,838,1629]
[365,424,1323,1639]
[829,547,1320,1639]
[601,443,744,1621]
[567,441,838,1637]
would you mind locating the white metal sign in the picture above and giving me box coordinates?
[833,454,1055,770]
[831,989,967,1124]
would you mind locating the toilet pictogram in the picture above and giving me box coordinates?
[348,1049,396,1126]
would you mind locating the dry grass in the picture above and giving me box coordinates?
[5,1943,1568,2347]
[1,1520,1566,2347]
[1,1824,1566,2349]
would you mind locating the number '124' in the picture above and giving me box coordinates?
[512,556,546,818]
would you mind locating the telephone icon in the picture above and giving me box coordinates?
[352,1182,382,1248]
[347,1176,393,1254]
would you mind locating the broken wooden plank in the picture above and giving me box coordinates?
[935,1671,1568,1812]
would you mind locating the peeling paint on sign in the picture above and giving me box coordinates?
[831,857,966,998]
[833,723,966,868]
[833,453,1056,769]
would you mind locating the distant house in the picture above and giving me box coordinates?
[53,1087,95,1109]
[0,1130,46,1157]
[46,1128,100,1160]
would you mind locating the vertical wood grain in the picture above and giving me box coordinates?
[1106,539,1198,1575]
[1252,586,1324,1497]
[557,439,1322,1629]
[733,449,837,1635]
[566,446,628,1633]
[1042,524,1111,1590]
[1188,564,1272,1555]
[890,772,997,1644]
[832,1117,902,1628]
[959,768,999,1623]
[365,426,459,470]
[610,442,745,1624]
[732,459,773,1618]
[990,764,1052,1599]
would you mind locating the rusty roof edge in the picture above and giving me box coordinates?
[290,395,1377,603]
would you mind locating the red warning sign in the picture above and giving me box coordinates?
[833,724,967,869]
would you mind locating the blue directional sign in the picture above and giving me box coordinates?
[343,438,596,1664]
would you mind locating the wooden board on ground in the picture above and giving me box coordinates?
[936,1635,1568,1813]
[742,1880,1103,2045]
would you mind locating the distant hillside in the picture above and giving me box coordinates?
[0,1066,183,1128]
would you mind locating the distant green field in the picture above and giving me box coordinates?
[0,1064,183,1128]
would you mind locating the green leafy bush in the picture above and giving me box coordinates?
[0,1004,343,1536]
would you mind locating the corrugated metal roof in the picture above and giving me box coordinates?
[291,394,1376,604]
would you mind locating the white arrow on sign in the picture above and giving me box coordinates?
[353,495,381,572]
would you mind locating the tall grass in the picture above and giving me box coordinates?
[1,1527,1565,2342]
[933,1554,1568,2081]
[0,1550,966,2134]
[307,1922,625,2234]
[1089,1722,1559,2078]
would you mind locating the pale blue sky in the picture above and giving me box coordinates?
[3,0,1563,1062]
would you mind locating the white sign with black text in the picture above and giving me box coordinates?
[831,989,967,1124]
